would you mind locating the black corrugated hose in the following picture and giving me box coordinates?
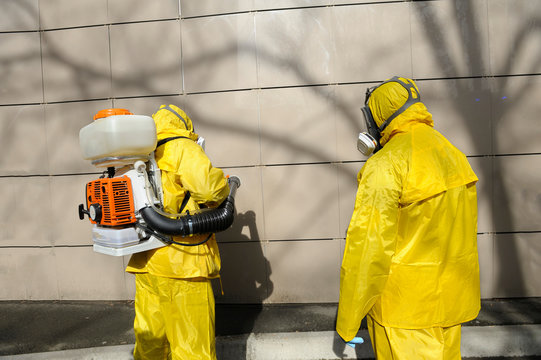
[139,176,240,237]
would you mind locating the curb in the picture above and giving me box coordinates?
[2,325,540,360]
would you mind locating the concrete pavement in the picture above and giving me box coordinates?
[1,299,540,359]
[2,326,541,359]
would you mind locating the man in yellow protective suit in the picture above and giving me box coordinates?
[126,104,230,360]
[336,77,480,359]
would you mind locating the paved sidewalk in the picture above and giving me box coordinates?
[2,325,541,359]
[1,298,540,359]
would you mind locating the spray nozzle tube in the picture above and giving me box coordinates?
[139,176,241,237]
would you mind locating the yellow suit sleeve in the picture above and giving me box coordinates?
[176,143,230,207]
[336,158,401,341]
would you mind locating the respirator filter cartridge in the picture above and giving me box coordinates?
[357,132,378,156]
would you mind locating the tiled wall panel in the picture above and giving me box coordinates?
[0,248,58,300]
[108,0,179,23]
[0,0,39,32]
[0,1,539,302]
[332,3,412,84]
[493,155,541,233]
[259,86,336,165]
[488,0,541,76]
[410,0,490,79]
[181,0,254,18]
[0,32,43,105]
[124,270,136,300]
[254,0,330,11]
[492,233,541,298]
[420,78,492,156]
[55,247,129,300]
[492,76,541,155]
[0,105,48,176]
[50,174,96,247]
[337,162,363,237]
[39,0,108,30]
[477,234,494,299]
[182,13,257,93]
[256,8,333,88]
[114,95,185,117]
[41,27,112,103]
[0,177,53,247]
[216,166,265,242]
[110,21,182,97]
[334,0,395,4]
[468,156,493,235]
[44,100,112,175]
[184,90,261,167]
[265,240,341,303]
[214,242,271,303]
[261,164,340,241]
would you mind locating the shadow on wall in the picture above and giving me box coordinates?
[215,210,272,306]
[415,0,541,353]
[416,0,535,298]
[214,210,272,359]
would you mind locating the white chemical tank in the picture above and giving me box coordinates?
[79,108,157,167]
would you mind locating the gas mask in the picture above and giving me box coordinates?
[357,76,421,156]
[357,105,381,156]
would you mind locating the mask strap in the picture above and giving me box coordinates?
[364,85,378,105]
[376,77,421,132]
[162,105,191,131]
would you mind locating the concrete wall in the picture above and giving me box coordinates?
[0,0,540,302]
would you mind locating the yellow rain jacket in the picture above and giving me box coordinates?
[126,105,230,279]
[337,79,480,342]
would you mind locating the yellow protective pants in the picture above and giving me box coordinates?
[367,315,461,360]
[133,273,216,360]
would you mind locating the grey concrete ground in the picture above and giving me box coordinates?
[0,298,540,359]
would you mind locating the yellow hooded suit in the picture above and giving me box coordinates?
[337,78,480,359]
[127,105,229,360]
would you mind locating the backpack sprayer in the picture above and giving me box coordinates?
[78,108,240,256]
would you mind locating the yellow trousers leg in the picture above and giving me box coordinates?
[367,315,461,360]
[133,273,216,360]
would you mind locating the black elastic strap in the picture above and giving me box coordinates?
[156,136,190,148]
[179,191,191,214]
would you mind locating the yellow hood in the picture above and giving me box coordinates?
[152,104,199,143]
[368,77,433,146]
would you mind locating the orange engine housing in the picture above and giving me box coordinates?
[85,176,136,226]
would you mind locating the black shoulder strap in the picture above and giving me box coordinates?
[155,136,192,213]
[179,191,191,213]
[156,136,190,148]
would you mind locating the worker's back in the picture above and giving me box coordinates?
[369,122,480,328]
